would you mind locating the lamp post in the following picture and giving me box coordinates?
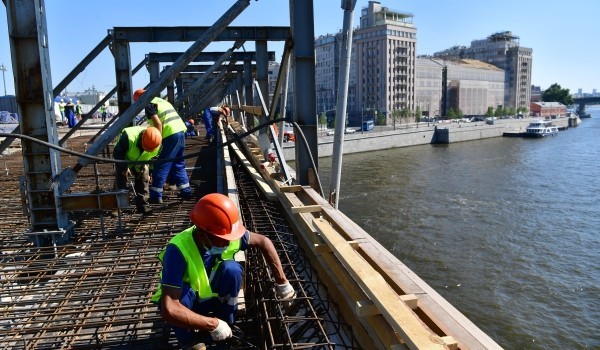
[0,63,7,96]
[361,106,364,134]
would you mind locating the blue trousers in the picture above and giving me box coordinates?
[202,109,214,138]
[165,260,243,346]
[150,132,191,200]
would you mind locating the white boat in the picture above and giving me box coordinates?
[524,119,558,137]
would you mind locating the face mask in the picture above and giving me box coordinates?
[208,246,227,255]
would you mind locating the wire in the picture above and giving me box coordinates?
[0,118,287,166]
[290,121,324,196]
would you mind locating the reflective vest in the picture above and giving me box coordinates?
[149,97,186,138]
[76,104,83,114]
[151,226,241,303]
[116,126,161,171]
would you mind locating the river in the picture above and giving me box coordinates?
[315,108,600,349]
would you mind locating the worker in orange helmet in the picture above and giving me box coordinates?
[185,118,198,138]
[151,193,295,349]
[133,88,193,203]
[113,126,162,214]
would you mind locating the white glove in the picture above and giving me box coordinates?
[276,281,296,300]
[209,319,232,341]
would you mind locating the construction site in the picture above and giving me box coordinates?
[1,1,503,349]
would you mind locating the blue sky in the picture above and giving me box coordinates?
[0,0,597,96]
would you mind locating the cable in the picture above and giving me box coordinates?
[290,121,324,196]
[0,118,287,166]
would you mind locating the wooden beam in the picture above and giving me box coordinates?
[313,218,446,350]
[290,204,322,214]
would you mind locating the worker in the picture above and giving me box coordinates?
[201,105,229,143]
[64,99,76,128]
[113,126,162,214]
[151,193,295,349]
[133,89,192,203]
[99,104,107,122]
[75,100,83,121]
[59,98,66,125]
[185,118,197,137]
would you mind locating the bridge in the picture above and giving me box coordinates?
[572,96,600,116]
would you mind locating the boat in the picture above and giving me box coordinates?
[524,119,559,137]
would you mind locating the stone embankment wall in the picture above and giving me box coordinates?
[282,117,573,161]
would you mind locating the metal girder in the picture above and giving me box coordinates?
[113,26,290,42]
[57,0,252,192]
[147,51,275,63]
[166,64,250,73]
[60,190,130,211]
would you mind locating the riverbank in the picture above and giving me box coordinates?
[282,117,575,160]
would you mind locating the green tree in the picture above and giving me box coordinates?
[391,109,401,129]
[415,106,421,124]
[318,112,327,130]
[542,83,574,106]
[376,111,386,126]
[401,107,411,126]
[494,106,504,118]
[486,106,494,117]
[447,107,457,119]
[457,109,464,119]
[505,107,516,117]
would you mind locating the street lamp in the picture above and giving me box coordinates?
[361,106,364,134]
[0,63,7,96]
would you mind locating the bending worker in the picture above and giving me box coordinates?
[133,89,193,203]
[201,105,229,143]
[151,193,296,349]
[113,126,162,214]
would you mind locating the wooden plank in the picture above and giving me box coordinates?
[278,185,303,193]
[290,204,322,214]
[229,141,276,200]
[313,218,446,350]
[356,294,418,317]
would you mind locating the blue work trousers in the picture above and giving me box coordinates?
[150,131,191,200]
[202,109,214,138]
[164,260,243,347]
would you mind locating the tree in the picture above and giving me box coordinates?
[415,106,421,124]
[401,107,411,126]
[391,109,400,130]
[457,109,464,119]
[376,111,386,126]
[505,107,516,117]
[494,106,504,118]
[318,112,327,130]
[542,83,574,106]
[447,107,457,119]
[486,106,494,118]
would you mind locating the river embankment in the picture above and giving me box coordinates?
[282,117,575,160]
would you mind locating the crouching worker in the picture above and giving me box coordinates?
[151,193,296,349]
[113,126,162,214]
[185,119,198,137]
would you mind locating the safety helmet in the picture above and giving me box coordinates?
[188,119,195,125]
[190,193,246,241]
[133,89,146,102]
[141,126,162,151]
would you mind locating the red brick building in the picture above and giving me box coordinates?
[530,102,566,118]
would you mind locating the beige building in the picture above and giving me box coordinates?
[354,1,416,123]
[434,31,532,112]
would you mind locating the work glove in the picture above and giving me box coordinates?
[209,319,232,341]
[275,281,296,311]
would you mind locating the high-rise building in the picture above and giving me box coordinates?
[315,33,340,115]
[354,1,416,123]
[434,31,532,112]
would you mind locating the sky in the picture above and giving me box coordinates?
[0,0,598,97]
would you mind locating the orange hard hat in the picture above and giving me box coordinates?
[141,126,162,151]
[190,193,247,241]
[188,119,195,125]
[133,89,146,102]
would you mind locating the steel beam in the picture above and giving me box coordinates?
[113,26,289,42]
[6,0,68,237]
[165,64,248,73]
[147,51,274,63]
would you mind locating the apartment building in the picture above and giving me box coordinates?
[354,1,416,123]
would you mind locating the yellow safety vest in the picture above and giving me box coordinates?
[151,226,241,303]
[115,126,161,171]
[149,97,186,138]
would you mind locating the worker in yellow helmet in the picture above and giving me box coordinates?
[113,126,162,214]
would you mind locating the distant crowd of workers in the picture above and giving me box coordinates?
[58,98,108,127]
[110,89,294,349]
